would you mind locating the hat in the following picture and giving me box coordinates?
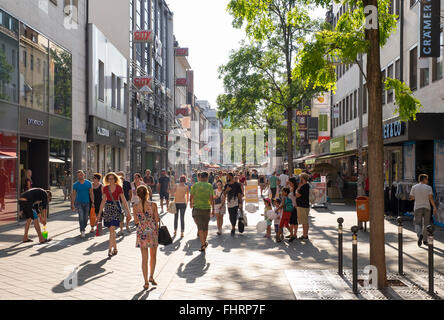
[263,198,272,204]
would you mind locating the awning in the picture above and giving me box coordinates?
[316,150,357,161]
[294,154,317,163]
[0,151,17,160]
[49,157,65,164]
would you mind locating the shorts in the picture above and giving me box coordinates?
[20,201,39,220]
[160,191,169,200]
[192,208,211,231]
[279,211,291,229]
[297,207,310,225]
[290,208,298,225]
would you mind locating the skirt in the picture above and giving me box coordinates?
[103,201,122,228]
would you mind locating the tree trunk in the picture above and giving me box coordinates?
[287,107,294,175]
[364,0,387,288]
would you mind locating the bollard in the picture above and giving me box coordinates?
[351,225,359,294]
[337,217,344,276]
[397,216,403,275]
[427,225,434,295]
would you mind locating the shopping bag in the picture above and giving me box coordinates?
[158,219,172,245]
[238,208,245,233]
[96,222,102,236]
[89,207,97,227]
[168,199,177,214]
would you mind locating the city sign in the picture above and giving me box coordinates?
[133,77,153,90]
[133,30,154,43]
[175,48,189,56]
[383,120,405,139]
[419,0,440,57]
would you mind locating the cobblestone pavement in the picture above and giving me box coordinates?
[0,196,443,300]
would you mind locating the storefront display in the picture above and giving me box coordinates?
[434,140,444,226]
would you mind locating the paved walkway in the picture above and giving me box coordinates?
[0,197,443,300]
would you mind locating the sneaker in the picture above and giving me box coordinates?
[418,235,423,247]
[81,231,85,238]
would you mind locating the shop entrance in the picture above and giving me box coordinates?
[416,141,434,186]
[19,137,49,193]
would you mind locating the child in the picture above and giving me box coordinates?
[276,188,293,243]
[261,198,274,238]
[273,198,282,240]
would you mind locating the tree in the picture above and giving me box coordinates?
[224,0,326,173]
[295,0,422,288]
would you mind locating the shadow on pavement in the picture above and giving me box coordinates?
[177,253,210,283]
[0,242,36,258]
[132,287,157,300]
[52,258,113,293]
[160,237,182,256]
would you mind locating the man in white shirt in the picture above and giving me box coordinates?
[279,170,289,188]
[410,174,438,247]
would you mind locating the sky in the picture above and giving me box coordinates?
[166,0,326,110]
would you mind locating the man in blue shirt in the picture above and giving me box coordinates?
[71,170,94,238]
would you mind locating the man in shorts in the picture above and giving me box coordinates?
[158,169,170,213]
[20,188,52,244]
[190,171,215,252]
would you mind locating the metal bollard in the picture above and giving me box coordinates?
[427,225,435,295]
[351,225,359,294]
[337,217,344,276]
[397,216,403,275]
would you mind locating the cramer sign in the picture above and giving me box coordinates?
[133,77,153,90]
[133,30,154,43]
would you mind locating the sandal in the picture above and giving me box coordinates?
[112,249,118,256]
[108,250,113,258]
[23,239,33,243]
[199,245,206,252]
[143,282,149,290]
[39,238,52,245]
[149,277,158,286]
[204,242,208,249]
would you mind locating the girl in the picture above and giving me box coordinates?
[97,172,131,258]
[288,177,299,242]
[276,188,293,243]
[273,199,282,239]
[131,173,146,207]
[133,185,160,290]
[214,180,226,235]
[262,198,274,238]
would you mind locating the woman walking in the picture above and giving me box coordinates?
[172,175,189,238]
[97,172,131,257]
[91,173,103,234]
[133,185,159,290]
[131,173,146,207]
[214,180,226,235]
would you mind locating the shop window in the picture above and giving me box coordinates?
[420,60,429,88]
[49,139,71,215]
[49,42,72,117]
[19,23,49,112]
[0,11,18,103]
[409,47,417,91]
[98,59,104,101]
[387,64,394,102]
[432,29,443,82]
[0,131,18,226]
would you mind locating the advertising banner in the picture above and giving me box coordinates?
[311,181,327,206]
[245,184,259,203]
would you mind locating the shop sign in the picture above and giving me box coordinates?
[116,130,126,144]
[330,136,345,153]
[305,159,316,165]
[97,127,110,137]
[175,48,189,56]
[307,117,318,140]
[419,0,440,57]
[133,30,154,43]
[297,115,307,130]
[175,78,187,86]
[318,136,330,144]
[134,77,153,90]
[320,139,330,153]
[345,131,357,151]
[27,118,44,127]
[383,120,405,139]
[313,93,329,107]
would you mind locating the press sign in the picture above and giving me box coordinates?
[383,121,404,139]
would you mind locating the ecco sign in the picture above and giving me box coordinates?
[27,118,44,127]
[383,121,404,139]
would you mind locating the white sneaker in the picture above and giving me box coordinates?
[81,231,85,238]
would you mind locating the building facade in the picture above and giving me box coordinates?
[0,0,87,225]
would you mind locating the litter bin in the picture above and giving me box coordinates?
[356,196,369,222]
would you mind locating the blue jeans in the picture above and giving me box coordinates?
[76,202,90,232]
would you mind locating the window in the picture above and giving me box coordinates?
[395,59,401,80]
[98,60,104,101]
[11,49,16,68]
[363,83,368,114]
[345,95,349,122]
[49,42,72,117]
[420,60,429,88]
[117,77,122,110]
[432,30,443,82]
[342,99,345,125]
[381,69,386,105]
[387,64,394,102]
[124,83,128,114]
[353,90,357,119]
[111,73,116,108]
[64,0,78,22]
[30,54,34,70]
[409,47,417,91]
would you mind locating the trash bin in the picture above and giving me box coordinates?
[356,196,369,222]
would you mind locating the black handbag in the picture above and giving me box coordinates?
[238,207,245,233]
[158,219,172,245]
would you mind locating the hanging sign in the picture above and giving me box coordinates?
[419,0,441,57]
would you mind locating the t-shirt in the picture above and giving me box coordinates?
[159,176,170,193]
[191,182,214,210]
[296,183,310,208]
[122,180,131,201]
[224,182,243,208]
[103,185,123,202]
[20,188,48,208]
[410,183,433,211]
[73,180,92,203]
[143,175,154,186]
[279,174,289,187]
[269,175,277,188]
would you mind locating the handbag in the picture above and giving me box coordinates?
[168,197,177,214]
[238,207,245,233]
[214,191,223,205]
[89,207,97,227]
[158,218,172,245]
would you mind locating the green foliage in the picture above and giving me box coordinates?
[384,78,422,121]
